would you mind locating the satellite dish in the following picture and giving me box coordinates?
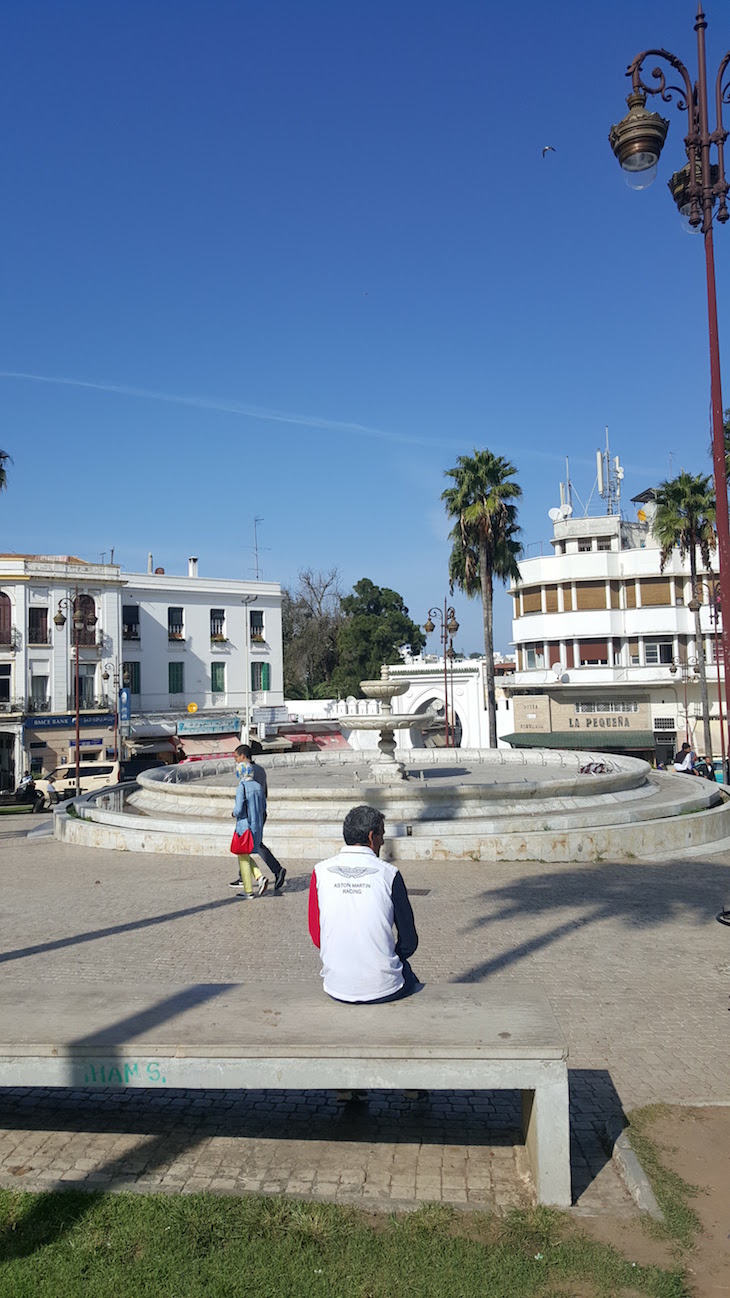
[637,508,647,523]
[558,503,573,519]
[553,662,565,677]
[548,507,561,522]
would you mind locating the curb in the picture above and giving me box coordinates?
[604,1118,663,1221]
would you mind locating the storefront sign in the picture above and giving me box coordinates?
[252,706,289,725]
[23,714,114,731]
[177,715,240,736]
[119,689,131,724]
[69,737,105,748]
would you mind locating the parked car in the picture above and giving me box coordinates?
[119,757,167,782]
[34,761,121,799]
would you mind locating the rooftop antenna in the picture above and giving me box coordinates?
[597,426,623,516]
[249,516,270,580]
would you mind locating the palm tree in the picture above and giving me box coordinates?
[653,471,716,759]
[442,450,522,747]
[0,450,11,494]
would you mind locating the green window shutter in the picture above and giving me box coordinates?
[261,662,270,692]
[212,662,225,693]
[169,662,184,694]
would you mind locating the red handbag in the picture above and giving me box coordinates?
[230,828,254,855]
[231,784,254,855]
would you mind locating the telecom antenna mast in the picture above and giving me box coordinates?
[596,427,624,516]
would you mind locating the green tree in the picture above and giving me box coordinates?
[331,578,425,698]
[282,568,342,698]
[0,450,11,494]
[442,449,522,747]
[653,471,716,759]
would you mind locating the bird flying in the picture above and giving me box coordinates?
[542,146,556,157]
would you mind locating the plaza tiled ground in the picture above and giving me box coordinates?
[0,817,728,1214]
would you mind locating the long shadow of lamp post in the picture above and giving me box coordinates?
[53,590,97,797]
[609,4,730,713]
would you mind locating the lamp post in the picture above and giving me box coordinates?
[101,662,130,761]
[702,574,727,777]
[241,596,256,744]
[424,601,459,747]
[53,589,97,796]
[609,5,730,698]
[669,654,701,745]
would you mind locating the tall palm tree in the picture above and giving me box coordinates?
[653,471,716,759]
[442,449,522,747]
[0,450,11,494]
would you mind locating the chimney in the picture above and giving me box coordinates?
[188,557,199,578]
[147,552,153,574]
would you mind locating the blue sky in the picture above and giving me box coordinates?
[1,0,728,657]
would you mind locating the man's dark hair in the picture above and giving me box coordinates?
[343,805,385,846]
[234,744,252,760]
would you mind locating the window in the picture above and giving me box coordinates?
[578,539,592,553]
[0,592,11,645]
[251,661,270,691]
[644,641,673,665]
[0,663,10,703]
[609,582,621,610]
[521,588,542,615]
[168,607,184,641]
[210,608,225,639]
[30,675,48,709]
[123,605,140,640]
[73,594,97,646]
[250,610,264,641]
[576,582,607,611]
[596,537,612,551]
[524,644,545,670]
[626,583,637,609]
[654,717,675,730]
[169,662,184,694]
[75,664,96,708]
[211,662,225,694]
[629,639,640,665]
[562,586,573,611]
[640,579,672,607]
[28,608,48,644]
[123,661,141,694]
[544,586,558,613]
[578,640,609,665]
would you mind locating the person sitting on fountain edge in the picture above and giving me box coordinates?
[308,805,421,1003]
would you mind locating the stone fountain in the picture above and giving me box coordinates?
[344,664,421,782]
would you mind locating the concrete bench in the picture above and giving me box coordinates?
[0,981,571,1206]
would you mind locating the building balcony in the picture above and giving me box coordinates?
[0,698,24,714]
[66,696,107,712]
[0,627,21,652]
[168,633,186,646]
[123,630,140,642]
[28,630,52,646]
[26,699,51,713]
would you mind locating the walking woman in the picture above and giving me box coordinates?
[230,760,266,899]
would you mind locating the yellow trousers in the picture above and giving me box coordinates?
[233,851,259,893]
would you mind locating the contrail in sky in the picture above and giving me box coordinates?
[0,369,611,468]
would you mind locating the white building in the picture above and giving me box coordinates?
[0,553,283,787]
[504,496,725,764]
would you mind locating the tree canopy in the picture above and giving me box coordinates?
[442,449,521,746]
[331,578,425,698]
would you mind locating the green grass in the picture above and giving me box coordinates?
[625,1106,702,1248]
[0,804,32,816]
[0,1190,689,1298]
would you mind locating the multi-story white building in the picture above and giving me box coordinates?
[504,498,725,765]
[0,553,283,788]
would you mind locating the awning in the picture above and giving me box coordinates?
[177,735,239,757]
[125,738,179,755]
[502,731,656,751]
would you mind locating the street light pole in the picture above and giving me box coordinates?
[609,4,730,691]
[424,601,459,747]
[670,655,701,746]
[53,588,97,796]
[241,596,255,745]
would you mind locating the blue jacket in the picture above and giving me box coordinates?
[234,778,265,852]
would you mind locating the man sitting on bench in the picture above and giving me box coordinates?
[308,804,421,1004]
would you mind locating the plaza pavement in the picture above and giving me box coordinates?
[0,816,728,1215]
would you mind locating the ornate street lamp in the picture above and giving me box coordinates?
[424,601,459,747]
[53,590,97,796]
[669,655,702,745]
[609,5,730,700]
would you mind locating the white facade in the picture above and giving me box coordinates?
[506,507,725,762]
[0,553,283,787]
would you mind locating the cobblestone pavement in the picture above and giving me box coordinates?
[1,819,728,1215]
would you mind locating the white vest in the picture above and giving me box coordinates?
[313,846,404,1002]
